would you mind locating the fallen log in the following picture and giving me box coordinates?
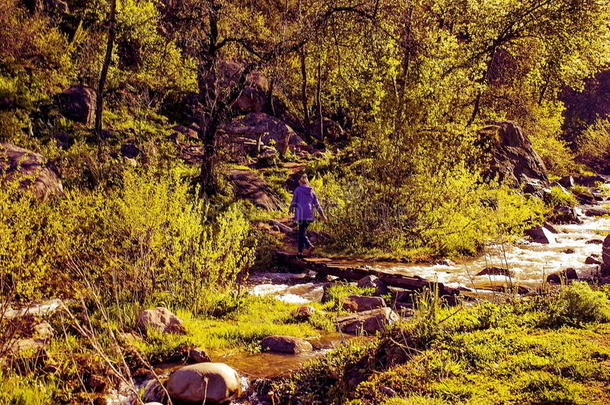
[274,252,459,296]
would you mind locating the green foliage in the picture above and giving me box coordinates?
[547,186,578,208]
[576,119,610,170]
[276,285,610,405]
[321,283,375,311]
[544,282,610,327]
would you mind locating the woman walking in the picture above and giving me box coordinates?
[289,173,327,256]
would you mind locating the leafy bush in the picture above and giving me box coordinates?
[576,119,610,170]
[547,185,578,208]
[545,282,610,327]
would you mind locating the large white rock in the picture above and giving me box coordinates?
[137,307,186,335]
[166,362,242,404]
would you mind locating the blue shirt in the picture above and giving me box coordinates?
[290,185,324,221]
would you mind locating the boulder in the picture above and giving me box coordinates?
[229,169,284,211]
[337,307,399,335]
[188,348,211,364]
[563,248,576,254]
[586,239,604,245]
[120,143,142,159]
[603,235,610,276]
[357,275,389,295]
[585,255,602,265]
[216,61,269,113]
[292,305,315,320]
[0,143,63,199]
[558,176,575,188]
[261,335,313,354]
[547,268,578,284]
[342,295,386,312]
[222,112,304,156]
[550,205,582,224]
[524,226,556,244]
[584,208,609,217]
[477,121,548,193]
[543,222,559,234]
[308,117,346,143]
[166,363,241,404]
[476,267,514,277]
[56,85,96,125]
[572,175,605,187]
[136,307,186,335]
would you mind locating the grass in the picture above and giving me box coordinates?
[273,282,610,405]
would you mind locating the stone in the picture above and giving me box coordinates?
[584,208,609,217]
[120,143,142,159]
[586,239,604,245]
[337,307,399,335]
[551,205,582,224]
[308,117,346,143]
[0,143,64,199]
[230,169,284,211]
[292,305,315,320]
[357,275,389,295]
[188,348,211,364]
[572,175,605,187]
[542,222,559,234]
[215,61,269,113]
[476,267,514,277]
[524,226,556,244]
[342,295,387,312]
[477,121,548,193]
[558,176,575,188]
[563,248,576,254]
[261,335,313,354]
[166,362,242,404]
[394,289,416,304]
[56,85,96,125]
[222,112,304,156]
[136,307,186,335]
[585,255,602,265]
[547,268,578,284]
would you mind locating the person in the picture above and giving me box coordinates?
[289,173,327,256]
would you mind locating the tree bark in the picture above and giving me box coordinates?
[316,58,323,142]
[95,0,117,139]
[299,48,311,136]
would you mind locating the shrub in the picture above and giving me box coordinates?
[576,119,610,170]
[547,185,578,208]
[545,282,610,327]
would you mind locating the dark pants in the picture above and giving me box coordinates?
[297,220,313,253]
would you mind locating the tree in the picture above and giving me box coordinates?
[94,0,117,138]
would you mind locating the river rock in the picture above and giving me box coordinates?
[547,268,578,284]
[572,175,605,187]
[166,363,241,404]
[476,267,514,277]
[342,295,386,312]
[524,226,556,244]
[602,235,610,275]
[136,307,186,335]
[585,255,602,265]
[261,335,313,354]
[337,307,399,335]
[357,275,389,295]
[558,176,575,188]
[0,143,64,199]
[56,85,96,125]
[586,239,604,245]
[543,222,559,234]
[188,347,211,363]
[584,207,609,217]
[551,205,582,224]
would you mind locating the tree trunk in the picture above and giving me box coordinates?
[316,58,323,142]
[299,48,311,139]
[95,0,117,139]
